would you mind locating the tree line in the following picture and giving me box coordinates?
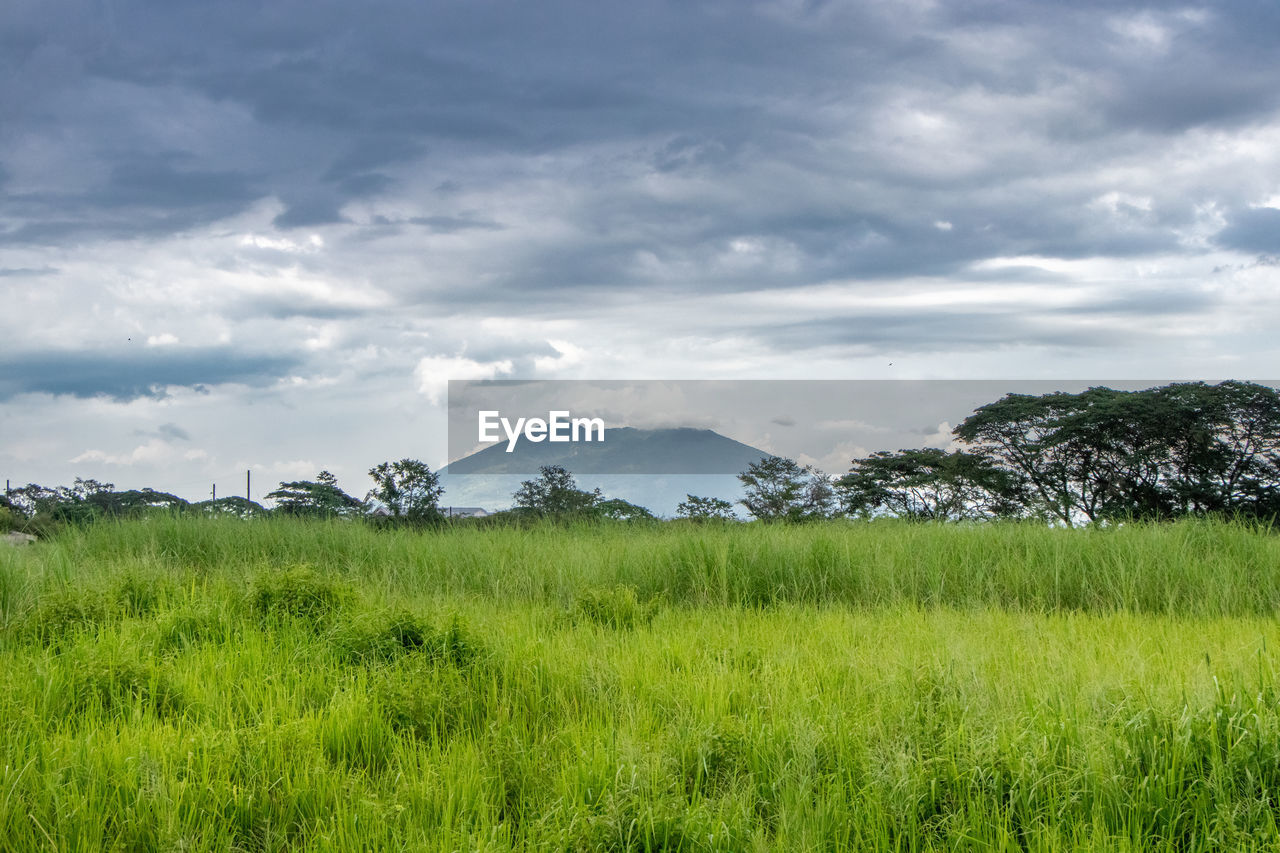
[736,380,1280,526]
[3,381,1277,533]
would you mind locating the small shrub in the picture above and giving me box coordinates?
[247,565,349,625]
[375,661,488,744]
[20,588,108,646]
[330,609,433,663]
[429,615,484,667]
[43,651,185,720]
[155,605,233,653]
[573,585,657,630]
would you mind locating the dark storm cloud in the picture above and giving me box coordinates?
[0,154,264,245]
[2,0,1279,300]
[0,348,303,401]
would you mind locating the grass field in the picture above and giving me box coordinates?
[3,518,1280,850]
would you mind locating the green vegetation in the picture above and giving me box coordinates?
[8,382,1277,532]
[3,517,1280,850]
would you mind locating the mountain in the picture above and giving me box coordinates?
[439,427,771,517]
[443,426,769,475]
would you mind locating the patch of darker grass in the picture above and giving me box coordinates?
[246,564,351,627]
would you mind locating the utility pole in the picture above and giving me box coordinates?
[246,469,251,504]
[212,484,217,502]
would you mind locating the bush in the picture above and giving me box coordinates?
[41,649,185,720]
[155,604,234,654]
[573,585,657,630]
[375,661,488,744]
[247,565,350,625]
[330,609,434,663]
[19,588,109,646]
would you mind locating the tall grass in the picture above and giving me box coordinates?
[2,518,1279,850]
[10,515,1278,615]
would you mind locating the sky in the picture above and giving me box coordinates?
[3,0,1280,505]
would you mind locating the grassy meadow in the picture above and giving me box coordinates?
[3,518,1280,850]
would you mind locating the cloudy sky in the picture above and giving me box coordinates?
[3,0,1279,503]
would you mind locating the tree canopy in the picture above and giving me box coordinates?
[267,471,363,518]
[513,465,602,517]
[952,381,1280,525]
[738,456,835,522]
[367,459,444,523]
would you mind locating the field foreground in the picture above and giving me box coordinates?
[3,518,1280,851]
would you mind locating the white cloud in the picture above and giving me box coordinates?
[414,355,514,404]
[71,439,182,466]
[533,339,587,373]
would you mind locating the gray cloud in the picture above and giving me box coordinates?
[755,311,1136,355]
[0,348,303,401]
[4,0,1279,279]
[134,422,191,442]
[3,0,1280,496]
[1215,207,1280,254]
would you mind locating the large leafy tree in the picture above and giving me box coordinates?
[367,459,444,522]
[737,456,835,522]
[953,390,1103,526]
[268,471,363,518]
[513,465,601,517]
[837,448,1025,521]
[953,381,1280,524]
[1154,381,1280,518]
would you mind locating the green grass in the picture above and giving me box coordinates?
[2,517,1280,850]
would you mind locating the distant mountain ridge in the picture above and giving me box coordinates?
[443,426,770,476]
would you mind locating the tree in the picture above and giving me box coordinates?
[737,456,836,522]
[192,496,267,519]
[1154,381,1280,519]
[837,448,1024,521]
[86,488,189,517]
[951,388,1172,525]
[512,465,601,517]
[367,459,444,523]
[676,494,737,521]
[953,382,1280,525]
[596,498,655,522]
[268,471,363,518]
[6,478,116,524]
[5,484,62,518]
